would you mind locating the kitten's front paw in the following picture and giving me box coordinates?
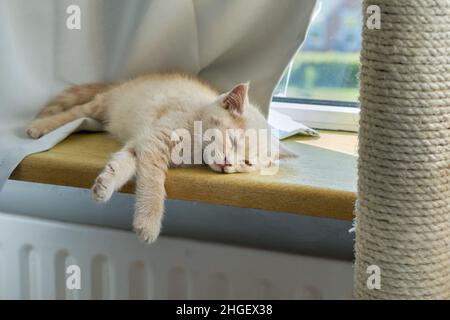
[91,174,115,203]
[26,120,50,139]
[133,214,161,244]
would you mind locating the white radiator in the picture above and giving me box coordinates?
[0,212,353,299]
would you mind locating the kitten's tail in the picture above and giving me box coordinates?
[35,83,113,119]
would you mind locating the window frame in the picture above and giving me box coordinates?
[271,97,360,132]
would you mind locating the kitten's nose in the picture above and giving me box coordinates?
[217,163,230,170]
[222,157,232,167]
[217,157,232,172]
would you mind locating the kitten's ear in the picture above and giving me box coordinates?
[223,83,249,115]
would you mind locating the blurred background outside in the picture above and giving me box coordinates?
[274,0,362,104]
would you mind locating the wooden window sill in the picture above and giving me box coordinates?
[10,131,357,221]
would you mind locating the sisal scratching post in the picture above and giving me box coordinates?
[355,0,450,299]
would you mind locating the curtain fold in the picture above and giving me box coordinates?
[0,0,317,190]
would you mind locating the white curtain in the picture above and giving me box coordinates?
[0,0,316,189]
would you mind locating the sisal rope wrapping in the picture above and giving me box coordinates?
[355,0,450,299]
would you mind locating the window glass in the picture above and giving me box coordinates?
[274,0,362,104]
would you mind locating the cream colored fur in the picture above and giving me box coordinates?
[27,73,291,243]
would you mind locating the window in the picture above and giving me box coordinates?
[271,0,362,132]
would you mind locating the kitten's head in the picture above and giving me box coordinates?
[200,83,297,174]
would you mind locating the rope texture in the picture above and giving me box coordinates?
[355,0,450,299]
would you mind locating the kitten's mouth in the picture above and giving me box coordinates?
[210,163,232,173]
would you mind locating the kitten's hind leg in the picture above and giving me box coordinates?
[92,144,137,203]
[26,94,107,139]
[35,83,112,119]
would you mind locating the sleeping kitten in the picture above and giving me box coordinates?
[26,73,293,243]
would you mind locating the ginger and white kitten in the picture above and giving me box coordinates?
[27,73,293,243]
